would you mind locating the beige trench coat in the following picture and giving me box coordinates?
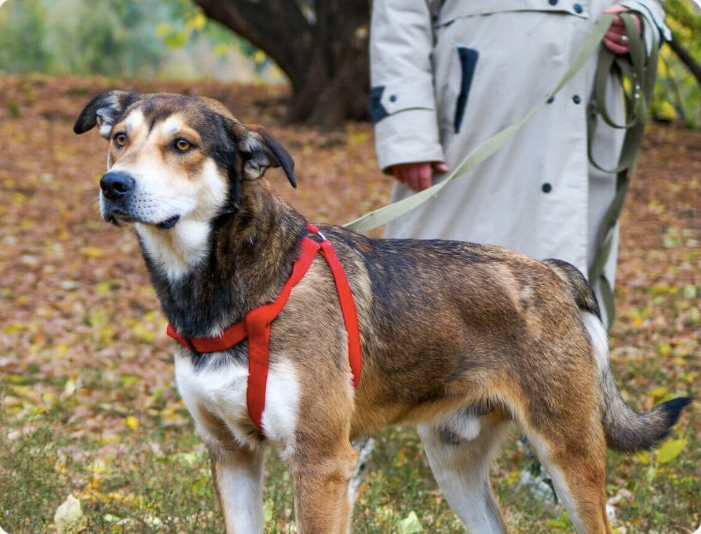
[370,0,668,320]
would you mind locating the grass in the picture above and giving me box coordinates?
[0,393,223,533]
[1,381,698,534]
[0,423,65,532]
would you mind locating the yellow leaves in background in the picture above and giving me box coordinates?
[547,511,572,531]
[253,50,267,65]
[2,378,59,417]
[130,312,161,343]
[650,385,673,404]
[124,415,140,432]
[157,8,207,49]
[80,246,104,259]
[213,43,230,57]
[186,11,207,32]
[657,438,688,465]
[636,437,688,487]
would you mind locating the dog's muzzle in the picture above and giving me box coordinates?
[99,171,180,229]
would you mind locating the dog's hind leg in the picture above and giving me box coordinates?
[525,428,612,534]
[209,443,265,534]
[418,412,511,534]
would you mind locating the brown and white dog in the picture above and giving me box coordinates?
[74,91,690,534]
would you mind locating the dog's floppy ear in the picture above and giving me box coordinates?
[232,122,296,188]
[73,90,141,139]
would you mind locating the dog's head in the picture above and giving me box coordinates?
[74,90,295,230]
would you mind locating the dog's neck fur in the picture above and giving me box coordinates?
[139,179,308,338]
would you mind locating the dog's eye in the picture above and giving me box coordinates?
[174,139,192,153]
[114,133,127,148]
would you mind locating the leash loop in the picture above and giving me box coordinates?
[587,11,659,325]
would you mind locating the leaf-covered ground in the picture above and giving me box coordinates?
[0,75,699,534]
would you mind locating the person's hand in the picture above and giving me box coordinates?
[391,161,450,192]
[603,5,641,55]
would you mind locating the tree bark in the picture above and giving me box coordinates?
[191,0,370,127]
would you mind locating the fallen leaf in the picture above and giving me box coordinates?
[397,510,423,534]
[656,438,687,465]
[54,495,83,534]
[124,415,140,431]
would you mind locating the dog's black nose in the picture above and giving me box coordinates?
[100,171,135,201]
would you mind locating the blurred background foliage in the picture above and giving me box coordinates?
[0,0,283,83]
[653,0,701,127]
[0,0,699,126]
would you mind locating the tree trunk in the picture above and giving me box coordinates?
[191,0,371,127]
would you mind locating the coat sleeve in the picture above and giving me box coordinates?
[370,0,445,173]
[618,0,671,48]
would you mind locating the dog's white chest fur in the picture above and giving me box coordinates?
[174,352,301,453]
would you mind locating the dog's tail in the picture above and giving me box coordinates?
[544,259,693,453]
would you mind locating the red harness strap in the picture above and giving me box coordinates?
[166,225,362,435]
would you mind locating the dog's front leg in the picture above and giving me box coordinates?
[209,443,265,534]
[289,442,359,534]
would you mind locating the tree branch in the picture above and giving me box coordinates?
[192,0,311,78]
[190,0,371,124]
[666,31,701,88]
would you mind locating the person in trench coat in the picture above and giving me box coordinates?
[370,0,669,326]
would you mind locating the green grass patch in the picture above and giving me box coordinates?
[1,371,698,533]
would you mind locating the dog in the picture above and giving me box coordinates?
[74,90,690,534]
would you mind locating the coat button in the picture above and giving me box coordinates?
[573,3,583,13]
[572,94,581,104]
[542,183,553,193]
[547,95,555,104]
[549,0,558,4]
[389,94,397,103]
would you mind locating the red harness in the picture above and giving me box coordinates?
[166,225,362,435]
